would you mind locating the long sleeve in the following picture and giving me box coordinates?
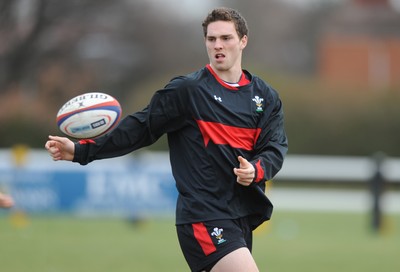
[73,77,189,165]
[250,89,288,183]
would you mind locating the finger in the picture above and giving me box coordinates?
[49,152,60,161]
[48,135,61,140]
[238,156,251,168]
[234,169,253,180]
[46,135,63,149]
[46,144,62,160]
[238,156,246,165]
[236,176,252,186]
[45,140,56,150]
[48,135,69,144]
[50,151,62,161]
[46,143,59,154]
[234,167,252,174]
[45,141,50,150]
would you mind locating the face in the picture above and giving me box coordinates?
[205,21,247,74]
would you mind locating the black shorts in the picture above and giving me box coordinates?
[176,217,253,272]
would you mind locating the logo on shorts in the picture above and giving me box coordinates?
[211,227,226,245]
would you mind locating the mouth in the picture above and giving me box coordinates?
[215,53,225,60]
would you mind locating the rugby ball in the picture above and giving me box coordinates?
[56,92,122,139]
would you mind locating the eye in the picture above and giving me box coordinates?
[207,37,216,42]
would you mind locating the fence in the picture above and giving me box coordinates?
[274,153,400,232]
[1,149,399,231]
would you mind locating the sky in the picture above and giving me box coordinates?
[142,0,400,15]
[284,0,400,10]
[141,0,218,20]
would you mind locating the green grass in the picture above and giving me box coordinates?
[0,211,399,272]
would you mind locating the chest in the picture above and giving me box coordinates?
[190,85,266,129]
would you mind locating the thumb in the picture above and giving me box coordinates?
[238,156,250,168]
[48,135,66,142]
[45,135,70,150]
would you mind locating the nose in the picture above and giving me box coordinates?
[214,38,223,50]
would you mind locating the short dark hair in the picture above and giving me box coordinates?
[202,7,249,39]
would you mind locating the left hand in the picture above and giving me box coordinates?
[233,156,255,186]
[0,192,14,208]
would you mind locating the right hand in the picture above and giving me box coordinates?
[45,135,75,161]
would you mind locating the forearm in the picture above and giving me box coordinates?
[252,98,288,183]
[73,112,158,165]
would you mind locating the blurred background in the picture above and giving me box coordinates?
[1,0,400,271]
[0,0,400,154]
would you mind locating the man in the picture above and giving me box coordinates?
[0,192,14,208]
[45,7,287,272]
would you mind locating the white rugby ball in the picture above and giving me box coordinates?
[56,92,122,139]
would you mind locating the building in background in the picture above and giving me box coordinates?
[318,0,400,90]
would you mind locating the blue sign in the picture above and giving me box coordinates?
[0,152,178,217]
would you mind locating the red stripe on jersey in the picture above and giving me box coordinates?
[78,139,96,144]
[192,223,216,256]
[254,159,265,183]
[196,120,261,151]
[237,72,251,86]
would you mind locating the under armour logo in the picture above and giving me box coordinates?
[214,95,222,102]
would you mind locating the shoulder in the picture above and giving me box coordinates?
[151,67,208,105]
[247,72,280,100]
[165,67,208,89]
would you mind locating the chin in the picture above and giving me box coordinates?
[212,63,229,71]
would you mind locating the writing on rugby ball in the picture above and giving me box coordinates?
[56,92,122,139]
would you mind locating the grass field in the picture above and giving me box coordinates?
[1,210,399,272]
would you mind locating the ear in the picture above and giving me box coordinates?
[240,35,248,50]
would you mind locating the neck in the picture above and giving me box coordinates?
[209,64,243,83]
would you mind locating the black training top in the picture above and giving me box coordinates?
[73,65,288,230]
